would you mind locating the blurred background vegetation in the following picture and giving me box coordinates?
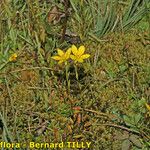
[0,0,150,149]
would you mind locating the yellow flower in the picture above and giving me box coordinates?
[70,45,90,63]
[145,103,150,111]
[9,53,17,62]
[51,48,71,64]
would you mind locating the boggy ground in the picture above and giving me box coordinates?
[0,30,150,149]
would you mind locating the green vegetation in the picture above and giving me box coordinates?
[0,0,150,149]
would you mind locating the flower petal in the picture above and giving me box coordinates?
[51,56,61,60]
[65,48,71,59]
[80,54,90,59]
[78,45,85,56]
[77,58,84,63]
[9,53,17,62]
[70,55,76,60]
[145,103,150,111]
[72,45,78,55]
[58,60,64,64]
[57,49,64,56]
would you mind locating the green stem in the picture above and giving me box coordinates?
[65,63,70,92]
[74,65,78,80]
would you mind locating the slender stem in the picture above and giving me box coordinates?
[74,65,78,80]
[65,63,70,93]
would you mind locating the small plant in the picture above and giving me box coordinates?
[52,45,90,91]
[0,53,18,71]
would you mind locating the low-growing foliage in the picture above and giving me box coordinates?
[0,0,150,150]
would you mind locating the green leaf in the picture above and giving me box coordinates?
[123,115,135,128]
[134,114,142,124]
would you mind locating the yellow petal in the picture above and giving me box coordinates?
[80,54,90,59]
[78,45,85,56]
[70,55,76,60]
[57,49,64,56]
[13,53,17,57]
[9,53,17,62]
[145,103,150,111]
[72,45,78,55]
[51,56,61,60]
[58,60,64,64]
[65,48,71,59]
[77,58,84,63]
